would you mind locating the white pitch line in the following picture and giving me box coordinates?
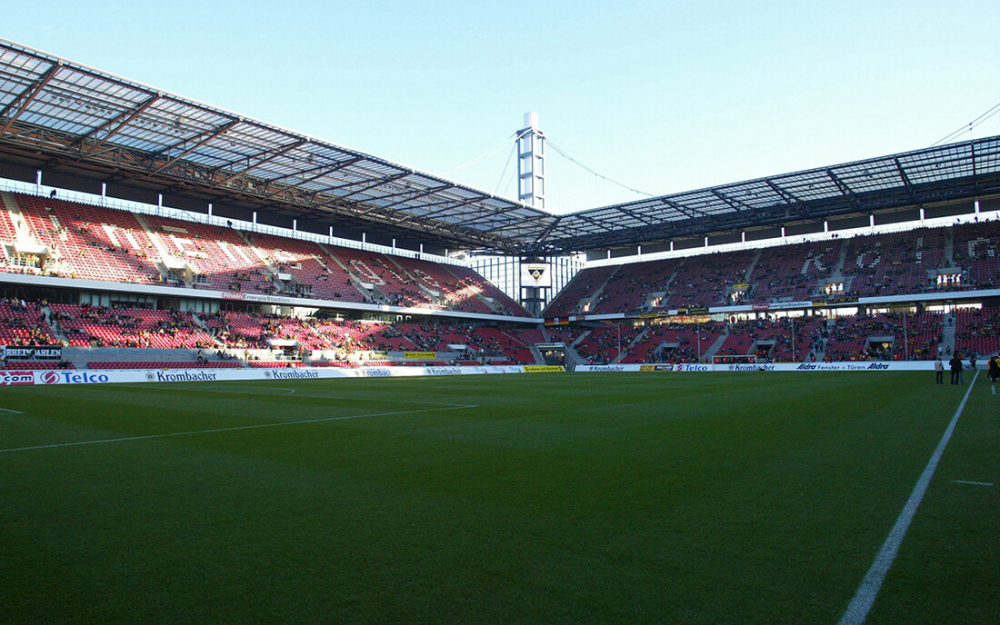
[0,407,24,414]
[837,371,978,625]
[0,403,476,454]
[952,480,994,487]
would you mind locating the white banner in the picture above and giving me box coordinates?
[575,361,935,373]
[0,365,531,386]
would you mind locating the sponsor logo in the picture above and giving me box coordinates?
[3,346,62,360]
[797,363,847,371]
[153,371,218,383]
[364,369,392,377]
[268,370,319,379]
[426,367,462,376]
[146,373,156,381]
[674,364,709,372]
[0,371,35,385]
[523,365,565,373]
[41,371,111,384]
[797,362,892,371]
[728,364,776,372]
[654,365,674,371]
[588,365,625,373]
[404,352,437,360]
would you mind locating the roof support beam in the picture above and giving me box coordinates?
[276,156,369,196]
[393,195,488,225]
[711,188,755,213]
[658,197,701,220]
[334,171,411,199]
[149,119,240,176]
[613,205,658,226]
[0,62,62,135]
[77,93,161,158]
[765,179,801,206]
[825,169,862,211]
[893,157,919,205]
[208,139,307,190]
[374,184,454,209]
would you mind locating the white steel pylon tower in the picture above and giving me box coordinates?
[517,111,545,209]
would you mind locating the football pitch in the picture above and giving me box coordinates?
[1,372,996,624]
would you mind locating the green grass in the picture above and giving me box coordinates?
[1,372,996,624]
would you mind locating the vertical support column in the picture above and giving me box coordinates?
[517,111,546,209]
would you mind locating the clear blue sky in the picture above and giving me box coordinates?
[5,1,999,213]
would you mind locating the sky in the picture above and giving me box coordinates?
[4,1,1000,214]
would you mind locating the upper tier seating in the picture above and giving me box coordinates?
[591,258,681,314]
[953,221,1000,290]
[666,251,756,309]
[750,241,841,303]
[841,229,946,297]
[544,264,619,317]
[15,195,162,284]
[0,192,530,317]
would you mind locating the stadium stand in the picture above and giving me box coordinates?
[824,311,943,362]
[50,304,216,349]
[1,187,997,369]
[0,300,57,346]
[954,307,1000,356]
[749,241,841,303]
[0,191,532,317]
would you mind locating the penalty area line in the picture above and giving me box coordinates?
[837,370,978,625]
[0,404,477,454]
[0,407,24,414]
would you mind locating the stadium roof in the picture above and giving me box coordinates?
[2,38,1000,256]
[545,137,1000,250]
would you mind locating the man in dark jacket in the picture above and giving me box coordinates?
[949,353,963,385]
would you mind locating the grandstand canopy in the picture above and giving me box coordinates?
[2,38,1000,256]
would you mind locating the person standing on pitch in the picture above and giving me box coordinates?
[935,356,944,384]
[989,353,1000,394]
[949,353,963,385]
